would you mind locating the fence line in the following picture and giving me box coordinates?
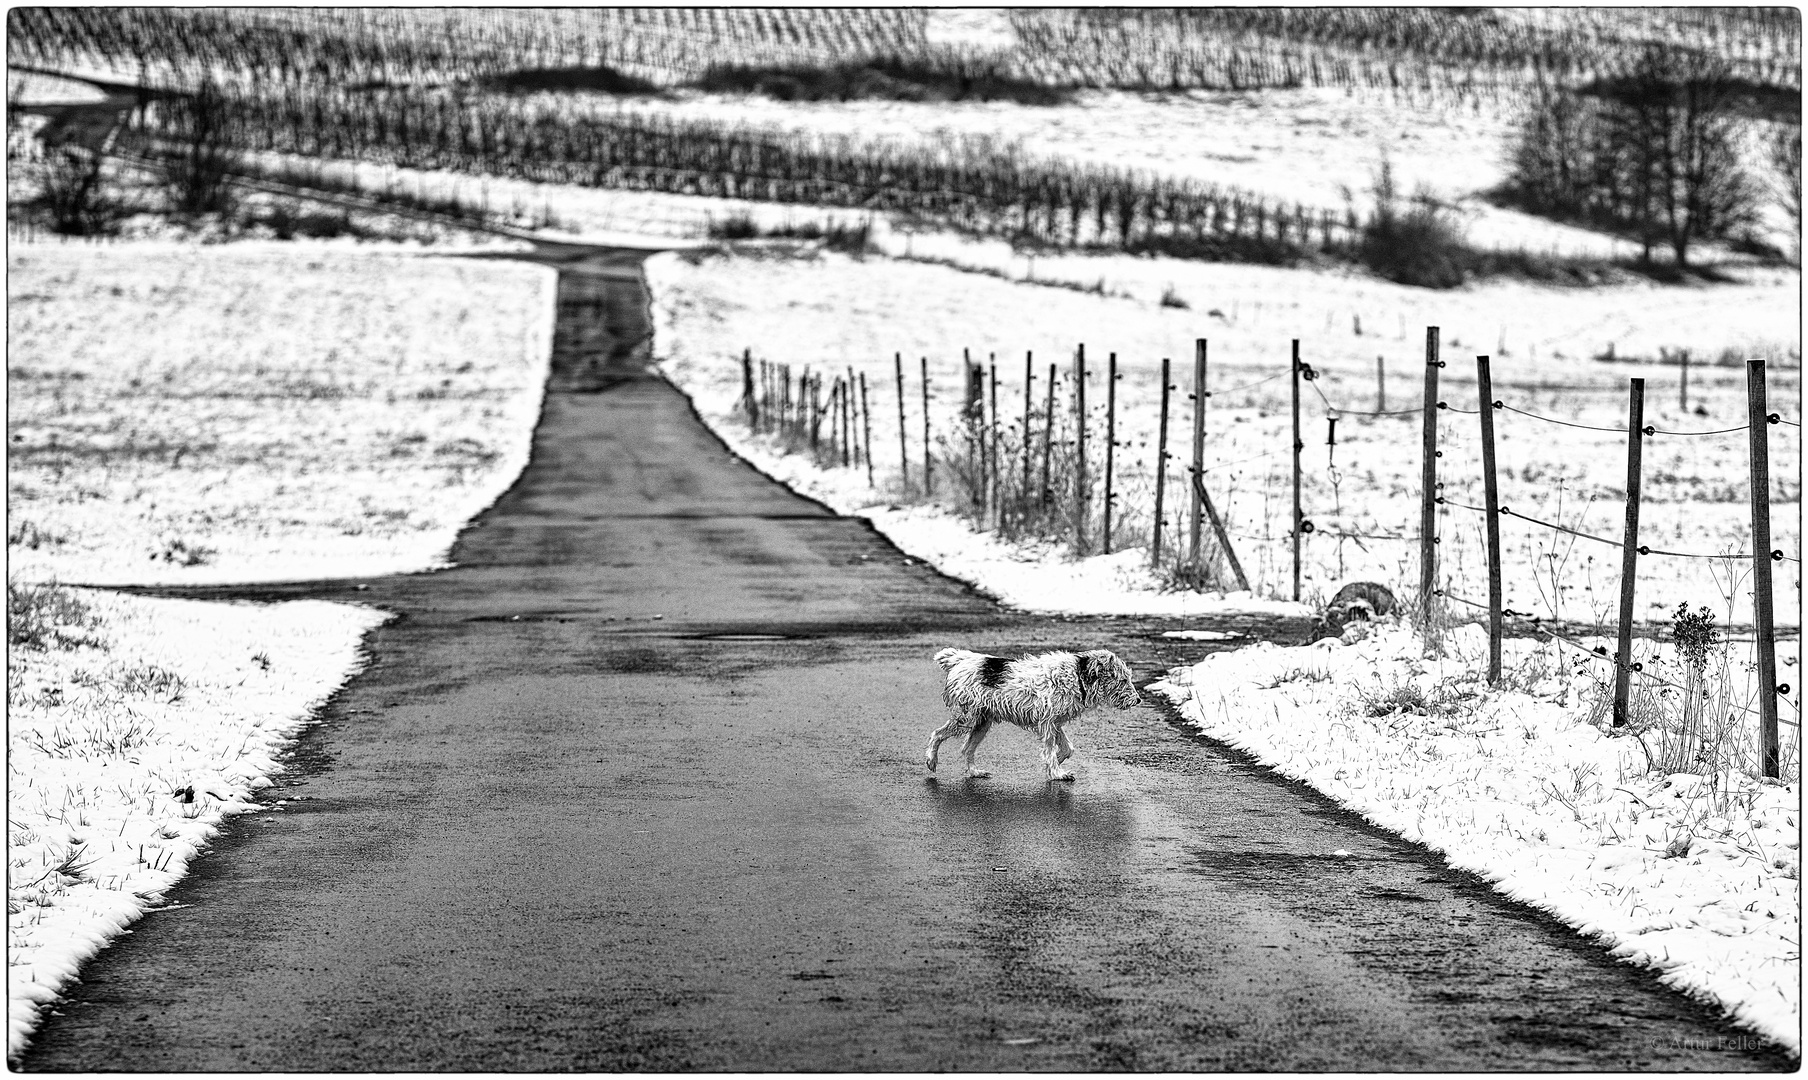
[734,336,1796,772]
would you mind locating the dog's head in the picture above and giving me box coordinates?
[1079,650,1141,709]
[1312,599,1381,641]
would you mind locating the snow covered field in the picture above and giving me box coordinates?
[8,242,555,585]
[5,241,554,1061]
[647,247,1800,625]
[1152,624,1799,1052]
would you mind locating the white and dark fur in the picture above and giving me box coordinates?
[1311,581,1398,640]
[926,648,1141,781]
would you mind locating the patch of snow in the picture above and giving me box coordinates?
[1154,624,1800,1053]
[7,590,387,1062]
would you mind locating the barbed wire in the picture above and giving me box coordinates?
[1644,423,1750,437]
[1435,497,1791,563]
[1197,372,1287,399]
[1435,589,1799,726]
[1322,529,1417,542]
[1496,403,1628,434]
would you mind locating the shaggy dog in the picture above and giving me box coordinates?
[926,648,1141,781]
[1311,581,1398,641]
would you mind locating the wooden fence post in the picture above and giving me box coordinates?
[1746,358,1780,777]
[1153,357,1171,570]
[1477,355,1503,685]
[1291,338,1303,603]
[742,348,757,429]
[840,378,851,467]
[1193,471,1250,592]
[964,351,983,514]
[1074,343,1088,552]
[1103,352,1118,554]
[808,371,820,455]
[921,356,933,496]
[1041,363,1056,510]
[988,356,999,530]
[1188,339,1207,570]
[782,364,792,439]
[894,352,909,491]
[859,371,874,486]
[1376,354,1386,412]
[847,365,859,467]
[760,360,770,433]
[1680,348,1690,414]
[1419,327,1441,635]
[1021,352,1034,521]
[1611,376,1646,729]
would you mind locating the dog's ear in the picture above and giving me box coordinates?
[1077,651,1111,685]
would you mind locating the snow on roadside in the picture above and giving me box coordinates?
[1153,623,1800,1053]
[7,589,388,1062]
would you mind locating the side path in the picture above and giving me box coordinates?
[21,243,1792,1071]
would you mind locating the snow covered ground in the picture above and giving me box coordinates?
[8,589,389,1058]
[7,241,555,586]
[5,240,554,1062]
[1152,624,1799,1052]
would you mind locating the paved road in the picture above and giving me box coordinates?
[21,244,1793,1071]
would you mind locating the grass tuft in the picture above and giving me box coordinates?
[7,581,106,653]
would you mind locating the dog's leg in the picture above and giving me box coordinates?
[1040,724,1075,782]
[925,713,971,773]
[959,711,994,778]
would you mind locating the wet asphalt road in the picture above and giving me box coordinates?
[20,243,1794,1071]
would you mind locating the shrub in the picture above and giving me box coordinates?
[36,148,126,236]
[1356,161,1467,289]
[8,581,105,652]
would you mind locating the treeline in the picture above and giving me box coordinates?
[1007,8,1799,105]
[11,7,1797,109]
[126,83,1360,259]
[1505,44,1795,266]
[5,7,933,92]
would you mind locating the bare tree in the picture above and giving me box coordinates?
[162,80,239,217]
[1605,45,1758,267]
[1508,44,1761,268]
[1771,122,1802,259]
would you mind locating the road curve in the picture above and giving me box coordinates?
[19,243,1793,1071]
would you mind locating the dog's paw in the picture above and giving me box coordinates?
[1048,769,1076,782]
[925,749,939,772]
[964,769,991,779]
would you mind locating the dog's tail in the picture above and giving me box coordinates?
[934,647,971,672]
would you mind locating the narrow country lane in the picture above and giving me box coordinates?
[20,243,1793,1071]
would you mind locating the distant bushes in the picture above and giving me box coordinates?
[693,58,1072,105]
[483,65,664,96]
[704,210,871,253]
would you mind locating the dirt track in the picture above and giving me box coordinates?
[19,243,1793,1071]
